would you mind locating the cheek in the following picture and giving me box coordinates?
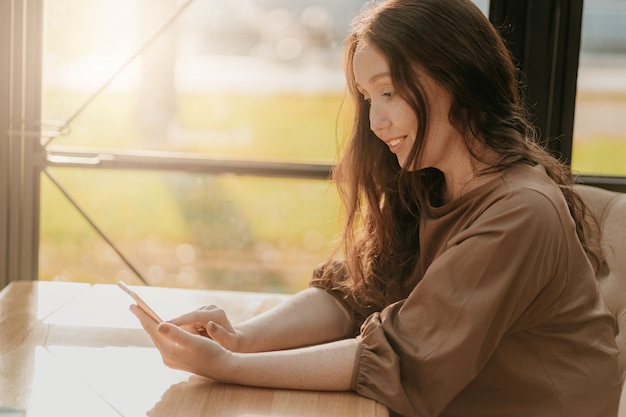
[397,105,420,164]
[401,110,420,154]
[396,102,419,135]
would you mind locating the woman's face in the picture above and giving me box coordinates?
[352,42,457,171]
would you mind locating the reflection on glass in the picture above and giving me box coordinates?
[572,0,626,176]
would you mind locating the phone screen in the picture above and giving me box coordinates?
[118,281,163,323]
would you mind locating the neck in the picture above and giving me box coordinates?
[441,149,500,204]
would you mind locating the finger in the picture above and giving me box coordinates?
[170,308,235,333]
[169,312,213,335]
[136,322,197,372]
[157,322,207,352]
[205,321,235,348]
[130,304,173,352]
[168,308,219,326]
[130,304,159,333]
[155,322,228,378]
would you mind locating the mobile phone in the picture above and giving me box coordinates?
[117,281,163,323]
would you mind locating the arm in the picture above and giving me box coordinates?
[227,338,358,390]
[132,304,358,391]
[238,287,354,352]
[169,287,354,353]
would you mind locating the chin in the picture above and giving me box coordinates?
[397,157,417,171]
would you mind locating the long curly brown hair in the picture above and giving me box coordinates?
[325,0,603,309]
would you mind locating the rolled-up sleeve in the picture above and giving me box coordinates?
[353,189,568,416]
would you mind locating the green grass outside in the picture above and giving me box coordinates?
[571,136,626,177]
[40,92,349,292]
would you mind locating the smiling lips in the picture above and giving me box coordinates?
[386,136,405,150]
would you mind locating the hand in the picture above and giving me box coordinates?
[167,305,244,352]
[130,304,233,381]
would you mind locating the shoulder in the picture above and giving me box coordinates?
[442,165,569,247]
[489,164,572,230]
[500,164,566,208]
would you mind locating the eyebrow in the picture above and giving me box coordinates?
[368,72,391,84]
[355,71,392,92]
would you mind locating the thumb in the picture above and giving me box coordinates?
[158,322,201,348]
[206,321,236,348]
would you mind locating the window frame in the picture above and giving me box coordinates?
[1,0,623,289]
[1,0,45,288]
[490,0,626,193]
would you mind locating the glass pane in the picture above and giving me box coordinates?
[39,0,490,291]
[42,0,364,163]
[473,0,490,16]
[572,0,626,176]
[42,0,489,162]
[40,168,341,293]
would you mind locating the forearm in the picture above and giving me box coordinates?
[223,338,359,391]
[236,287,354,353]
[134,303,359,392]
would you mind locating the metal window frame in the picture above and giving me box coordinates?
[490,0,582,164]
[490,0,626,193]
[44,146,332,180]
[1,0,45,288]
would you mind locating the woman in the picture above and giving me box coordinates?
[132,0,621,415]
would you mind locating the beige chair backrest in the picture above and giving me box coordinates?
[574,184,626,416]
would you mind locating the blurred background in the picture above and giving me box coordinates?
[38,0,626,292]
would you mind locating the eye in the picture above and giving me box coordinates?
[382,91,395,98]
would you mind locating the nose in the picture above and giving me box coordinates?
[369,101,390,135]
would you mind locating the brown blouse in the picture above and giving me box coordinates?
[311,164,621,417]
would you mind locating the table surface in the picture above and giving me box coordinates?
[0,281,388,417]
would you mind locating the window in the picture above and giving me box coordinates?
[489,0,626,192]
[571,0,626,179]
[38,0,366,291]
[10,0,621,292]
